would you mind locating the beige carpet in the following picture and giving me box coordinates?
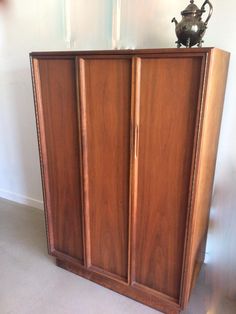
[1,197,236,314]
[0,198,160,314]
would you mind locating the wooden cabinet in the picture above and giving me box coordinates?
[30,48,229,314]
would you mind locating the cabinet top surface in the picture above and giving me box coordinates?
[30,47,229,57]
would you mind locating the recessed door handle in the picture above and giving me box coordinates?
[134,125,139,158]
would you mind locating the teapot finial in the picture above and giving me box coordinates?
[190,0,194,3]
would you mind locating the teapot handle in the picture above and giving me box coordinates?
[201,0,213,25]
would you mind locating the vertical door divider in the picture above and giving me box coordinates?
[75,57,91,268]
[128,57,141,285]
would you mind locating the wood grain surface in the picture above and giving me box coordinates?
[33,58,84,262]
[135,57,202,299]
[31,48,230,313]
[79,58,132,280]
[180,48,230,307]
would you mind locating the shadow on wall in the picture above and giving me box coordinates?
[207,164,236,298]
[0,0,43,205]
[0,64,42,203]
[183,164,236,313]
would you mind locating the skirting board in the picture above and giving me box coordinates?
[0,189,44,210]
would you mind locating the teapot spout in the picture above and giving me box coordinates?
[171,17,178,26]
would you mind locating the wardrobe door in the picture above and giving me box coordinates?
[134,56,203,299]
[78,57,132,281]
[33,58,84,262]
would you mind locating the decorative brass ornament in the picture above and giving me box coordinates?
[172,0,213,48]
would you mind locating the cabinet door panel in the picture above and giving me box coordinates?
[35,59,84,262]
[81,58,131,280]
[135,57,202,298]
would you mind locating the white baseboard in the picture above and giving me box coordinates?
[0,189,44,210]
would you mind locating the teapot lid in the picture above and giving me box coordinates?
[181,0,204,15]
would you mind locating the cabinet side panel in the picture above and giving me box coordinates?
[135,57,202,299]
[34,58,84,261]
[82,58,131,280]
[181,49,230,306]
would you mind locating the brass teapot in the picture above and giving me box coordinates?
[172,0,213,48]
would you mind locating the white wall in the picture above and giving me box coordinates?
[0,0,111,209]
[0,0,235,216]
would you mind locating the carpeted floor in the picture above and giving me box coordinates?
[0,197,235,314]
[0,197,160,314]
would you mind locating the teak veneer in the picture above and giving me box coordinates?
[30,48,229,314]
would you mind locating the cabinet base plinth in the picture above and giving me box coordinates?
[56,258,181,314]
